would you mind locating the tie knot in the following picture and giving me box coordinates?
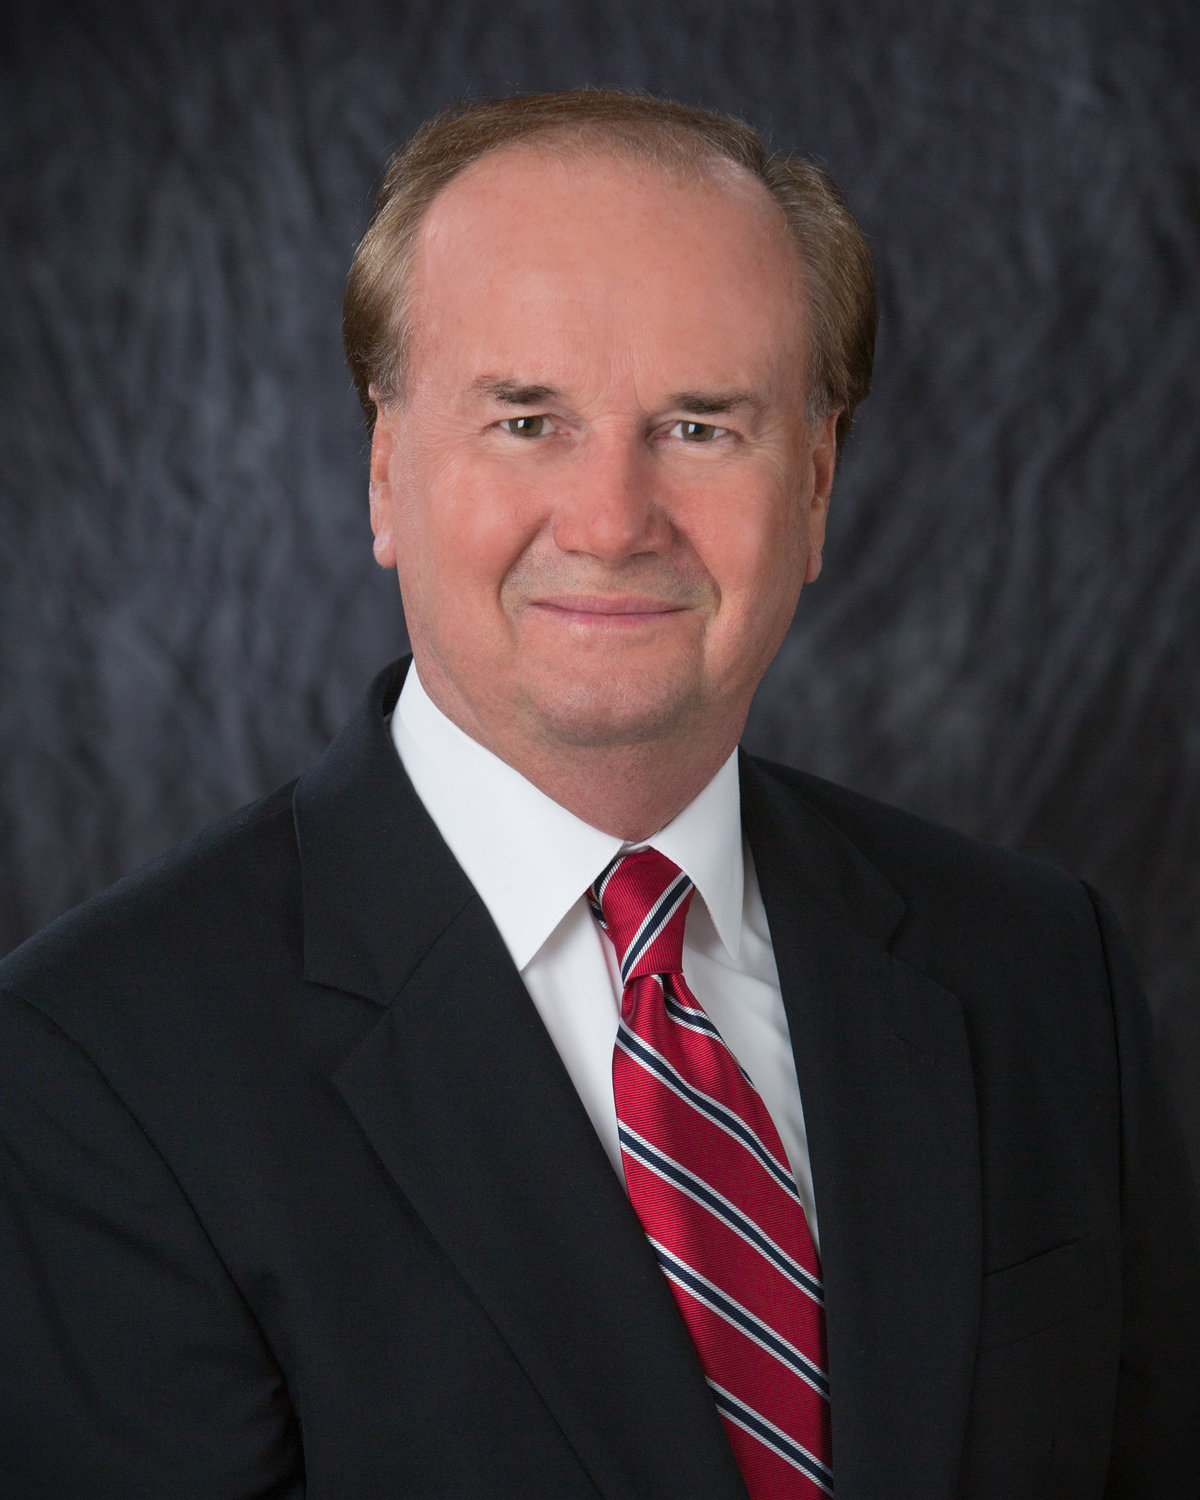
[590,848,694,984]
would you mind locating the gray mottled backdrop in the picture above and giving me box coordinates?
[3,0,1198,1174]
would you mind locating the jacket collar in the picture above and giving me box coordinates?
[294,658,475,1005]
[739,749,907,949]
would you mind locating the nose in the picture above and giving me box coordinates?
[550,431,673,564]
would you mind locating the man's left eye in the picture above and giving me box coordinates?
[669,420,724,442]
[499,415,553,438]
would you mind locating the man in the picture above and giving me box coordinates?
[1,89,1197,1499]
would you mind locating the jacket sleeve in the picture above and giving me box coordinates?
[1089,890,1200,1495]
[0,988,303,1499]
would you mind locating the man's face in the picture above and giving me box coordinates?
[370,145,836,773]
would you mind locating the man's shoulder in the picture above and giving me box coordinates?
[750,753,1077,885]
[0,658,430,1045]
[744,753,1100,960]
[0,779,303,1024]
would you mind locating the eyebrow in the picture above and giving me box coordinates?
[469,377,563,405]
[666,389,766,417]
[467,377,767,418]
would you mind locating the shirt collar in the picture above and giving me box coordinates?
[391,663,745,971]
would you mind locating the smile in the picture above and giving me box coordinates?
[529,596,691,628]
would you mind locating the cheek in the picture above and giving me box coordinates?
[395,459,544,613]
[691,483,809,613]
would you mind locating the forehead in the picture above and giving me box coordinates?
[405,143,809,393]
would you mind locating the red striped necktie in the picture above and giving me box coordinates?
[590,848,832,1499]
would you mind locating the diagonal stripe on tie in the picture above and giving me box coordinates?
[591,848,832,1500]
[663,991,722,1033]
[709,1382,835,1496]
[650,1240,830,1398]
[617,1121,825,1305]
[615,1020,805,1200]
[615,1068,822,1294]
[618,872,693,983]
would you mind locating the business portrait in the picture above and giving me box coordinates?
[2,6,1199,1499]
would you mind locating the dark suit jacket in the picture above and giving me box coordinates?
[2,659,1198,1499]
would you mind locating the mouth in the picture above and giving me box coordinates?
[529,595,691,627]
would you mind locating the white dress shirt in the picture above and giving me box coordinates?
[391,663,819,1246]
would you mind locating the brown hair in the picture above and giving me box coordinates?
[343,88,876,453]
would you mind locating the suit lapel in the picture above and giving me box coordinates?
[742,757,981,1500]
[295,663,749,1500]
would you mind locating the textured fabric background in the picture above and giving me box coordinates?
[3,0,1198,1174]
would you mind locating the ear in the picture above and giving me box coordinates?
[368,394,397,570]
[804,410,839,584]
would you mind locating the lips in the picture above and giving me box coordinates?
[531,594,688,619]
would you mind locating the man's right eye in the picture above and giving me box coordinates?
[499,415,552,438]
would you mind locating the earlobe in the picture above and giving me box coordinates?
[371,506,396,569]
[805,543,823,584]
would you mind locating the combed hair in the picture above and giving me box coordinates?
[343,88,876,453]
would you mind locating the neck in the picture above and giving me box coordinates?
[415,667,742,841]
[492,733,741,843]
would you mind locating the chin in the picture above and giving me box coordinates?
[519,672,697,750]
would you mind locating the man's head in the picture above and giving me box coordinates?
[346,91,876,835]
[345,89,875,454]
